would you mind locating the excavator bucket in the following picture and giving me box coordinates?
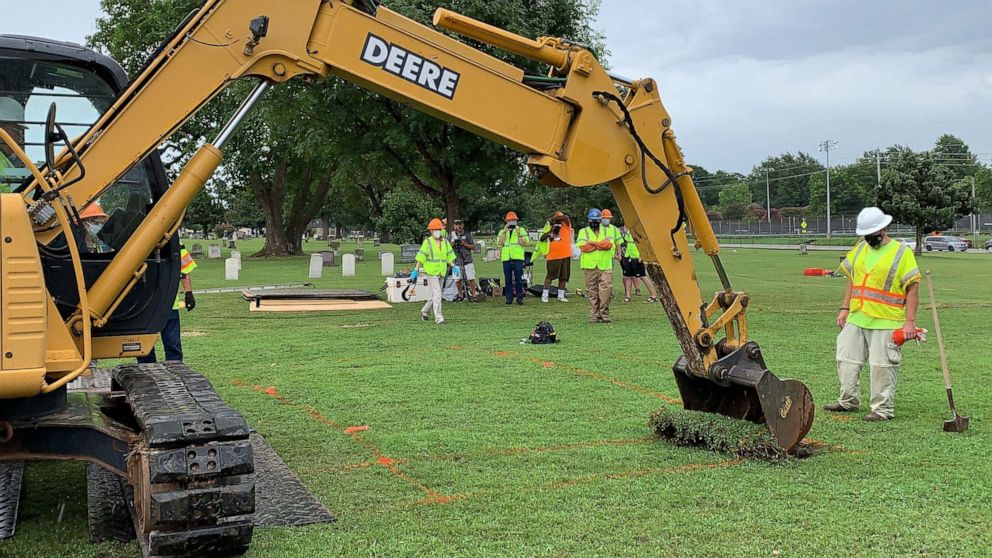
[673,342,814,452]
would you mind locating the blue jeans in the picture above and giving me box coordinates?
[137,309,183,363]
[503,260,525,303]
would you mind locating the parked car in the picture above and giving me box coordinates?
[923,235,969,252]
[896,238,917,251]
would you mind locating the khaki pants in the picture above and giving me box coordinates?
[835,323,901,418]
[420,275,444,324]
[584,269,613,321]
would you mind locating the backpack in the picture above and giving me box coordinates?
[528,321,559,344]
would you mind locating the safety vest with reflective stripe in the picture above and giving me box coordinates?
[839,240,921,322]
[604,224,622,259]
[622,231,640,259]
[499,228,527,261]
[416,237,455,276]
[173,247,197,310]
[576,226,613,271]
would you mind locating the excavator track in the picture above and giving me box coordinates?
[0,461,24,540]
[113,362,255,558]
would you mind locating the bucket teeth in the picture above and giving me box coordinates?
[672,342,814,452]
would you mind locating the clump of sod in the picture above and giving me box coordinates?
[648,406,813,462]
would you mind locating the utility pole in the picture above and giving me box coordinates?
[765,170,771,223]
[876,148,882,188]
[971,176,977,245]
[818,139,838,238]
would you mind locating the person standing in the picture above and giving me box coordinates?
[138,243,197,363]
[497,211,528,305]
[619,224,658,303]
[539,211,572,303]
[449,219,479,301]
[576,209,615,323]
[415,218,455,324]
[826,207,921,421]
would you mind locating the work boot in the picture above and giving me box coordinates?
[823,402,857,412]
[421,313,429,322]
[863,412,891,422]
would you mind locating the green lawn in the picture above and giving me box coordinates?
[3,240,990,557]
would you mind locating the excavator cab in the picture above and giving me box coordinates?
[0,36,180,339]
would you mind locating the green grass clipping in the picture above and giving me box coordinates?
[648,406,814,462]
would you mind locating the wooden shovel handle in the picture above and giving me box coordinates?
[924,271,954,390]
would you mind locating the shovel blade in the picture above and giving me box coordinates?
[943,414,970,433]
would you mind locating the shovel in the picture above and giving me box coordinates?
[924,271,969,433]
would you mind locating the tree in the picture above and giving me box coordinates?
[374,187,441,245]
[932,134,980,182]
[749,152,824,208]
[877,149,974,255]
[185,190,224,237]
[972,166,992,212]
[718,183,751,220]
[808,163,874,216]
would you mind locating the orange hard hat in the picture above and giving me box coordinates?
[428,218,444,230]
[79,202,108,220]
[601,209,613,218]
[505,211,519,221]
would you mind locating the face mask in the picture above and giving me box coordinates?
[589,220,601,230]
[507,221,517,229]
[602,219,611,226]
[86,222,104,236]
[432,230,442,239]
[864,233,883,248]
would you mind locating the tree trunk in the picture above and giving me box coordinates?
[251,164,294,257]
[915,227,923,256]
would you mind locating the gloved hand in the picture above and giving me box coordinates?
[184,291,196,311]
[452,265,460,277]
[410,269,419,281]
[599,241,613,250]
[580,244,597,253]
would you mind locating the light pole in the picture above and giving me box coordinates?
[818,139,838,237]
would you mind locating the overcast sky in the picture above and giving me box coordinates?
[4,0,990,173]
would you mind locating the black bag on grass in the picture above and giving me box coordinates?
[528,321,559,344]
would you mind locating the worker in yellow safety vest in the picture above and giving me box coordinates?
[415,218,455,324]
[601,209,623,260]
[576,209,616,323]
[138,244,197,362]
[497,211,529,305]
[827,207,920,421]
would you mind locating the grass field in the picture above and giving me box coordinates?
[2,239,990,558]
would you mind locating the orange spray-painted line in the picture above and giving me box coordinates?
[231,379,452,501]
[488,350,681,405]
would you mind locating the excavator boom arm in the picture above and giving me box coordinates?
[8,0,812,449]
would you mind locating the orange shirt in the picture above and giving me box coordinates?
[547,224,573,260]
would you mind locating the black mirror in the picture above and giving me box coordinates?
[44,102,58,173]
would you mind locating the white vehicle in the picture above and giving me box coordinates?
[895,238,917,251]
[924,235,969,252]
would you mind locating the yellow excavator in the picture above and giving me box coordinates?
[0,1,814,555]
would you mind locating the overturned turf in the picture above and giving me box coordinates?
[648,406,815,462]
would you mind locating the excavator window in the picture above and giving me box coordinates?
[0,56,155,253]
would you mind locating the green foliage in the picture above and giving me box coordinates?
[718,183,751,219]
[808,161,875,216]
[375,187,441,244]
[932,134,980,181]
[878,148,974,252]
[749,152,823,208]
[185,190,224,236]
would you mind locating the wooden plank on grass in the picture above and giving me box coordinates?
[248,300,392,312]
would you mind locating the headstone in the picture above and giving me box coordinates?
[190,243,204,257]
[399,244,419,263]
[308,254,323,279]
[484,247,500,262]
[354,248,364,261]
[225,258,239,280]
[373,238,381,247]
[343,254,356,277]
[319,250,336,267]
[327,240,340,251]
[380,252,394,276]
[227,239,237,249]
[475,240,485,254]
[231,250,242,270]
[208,245,222,259]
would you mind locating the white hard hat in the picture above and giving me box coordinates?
[0,98,24,124]
[855,207,893,236]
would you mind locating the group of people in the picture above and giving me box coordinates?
[413,208,658,325]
